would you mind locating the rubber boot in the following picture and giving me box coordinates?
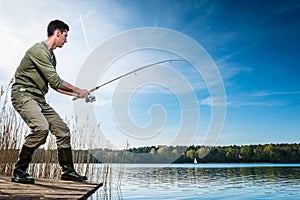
[58,147,87,181]
[11,145,35,184]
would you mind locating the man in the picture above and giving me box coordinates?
[11,19,89,183]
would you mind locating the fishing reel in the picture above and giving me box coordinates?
[85,94,96,103]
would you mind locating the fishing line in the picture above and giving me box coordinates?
[73,59,186,102]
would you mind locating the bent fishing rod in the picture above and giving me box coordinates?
[73,59,185,102]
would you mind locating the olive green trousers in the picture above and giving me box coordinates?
[11,93,71,149]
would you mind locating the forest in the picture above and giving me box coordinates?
[1,143,300,165]
[87,143,300,163]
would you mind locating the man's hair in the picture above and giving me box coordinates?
[47,19,69,37]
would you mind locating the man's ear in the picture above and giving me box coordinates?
[55,29,61,37]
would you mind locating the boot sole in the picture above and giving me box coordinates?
[61,176,87,181]
[11,177,35,184]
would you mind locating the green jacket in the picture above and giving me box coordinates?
[12,41,64,98]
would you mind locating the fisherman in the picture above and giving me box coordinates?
[11,19,89,183]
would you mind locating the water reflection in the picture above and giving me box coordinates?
[91,164,300,200]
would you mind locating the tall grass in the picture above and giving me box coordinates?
[0,81,24,176]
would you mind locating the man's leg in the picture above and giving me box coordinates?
[41,102,87,181]
[12,145,36,183]
[11,95,50,183]
[57,147,87,181]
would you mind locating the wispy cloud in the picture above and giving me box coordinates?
[79,12,90,51]
[216,39,262,65]
[252,91,300,97]
[226,100,286,108]
[200,89,297,108]
[199,96,227,107]
[224,90,300,108]
[219,63,253,80]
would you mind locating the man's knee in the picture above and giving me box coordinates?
[34,123,49,133]
[37,130,49,146]
[24,130,49,148]
[34,123,50,144]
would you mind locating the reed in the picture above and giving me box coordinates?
[0,83,24,176]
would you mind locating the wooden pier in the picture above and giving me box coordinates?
[0,176,103,199]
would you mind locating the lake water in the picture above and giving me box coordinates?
[88,163,300,199]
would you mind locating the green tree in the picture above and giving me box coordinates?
[240,146,254,161]
[186,149,196,161]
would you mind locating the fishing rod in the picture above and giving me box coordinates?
[73,59,185,102]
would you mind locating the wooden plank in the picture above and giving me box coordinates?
[0,176,103,199]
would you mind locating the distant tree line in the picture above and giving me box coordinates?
[178,143,300,163]
[91,143,300,163]
[2,143,300,164]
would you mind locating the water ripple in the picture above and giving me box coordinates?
[91,163,300,199]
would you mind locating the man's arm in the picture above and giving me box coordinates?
[57,81,89,98]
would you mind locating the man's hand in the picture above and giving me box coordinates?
[57,81,90,99]
[76,89,89,98]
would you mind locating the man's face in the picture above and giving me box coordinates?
[56,29,68,48]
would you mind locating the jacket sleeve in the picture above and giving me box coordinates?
[28,47,64,90]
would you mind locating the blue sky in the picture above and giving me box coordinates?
[0,0,299,149]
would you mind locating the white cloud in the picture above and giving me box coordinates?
[225,91,290,108]
[252,90,300,97]
[199,96,227,107]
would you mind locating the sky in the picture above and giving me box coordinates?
[0,0,299,149]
